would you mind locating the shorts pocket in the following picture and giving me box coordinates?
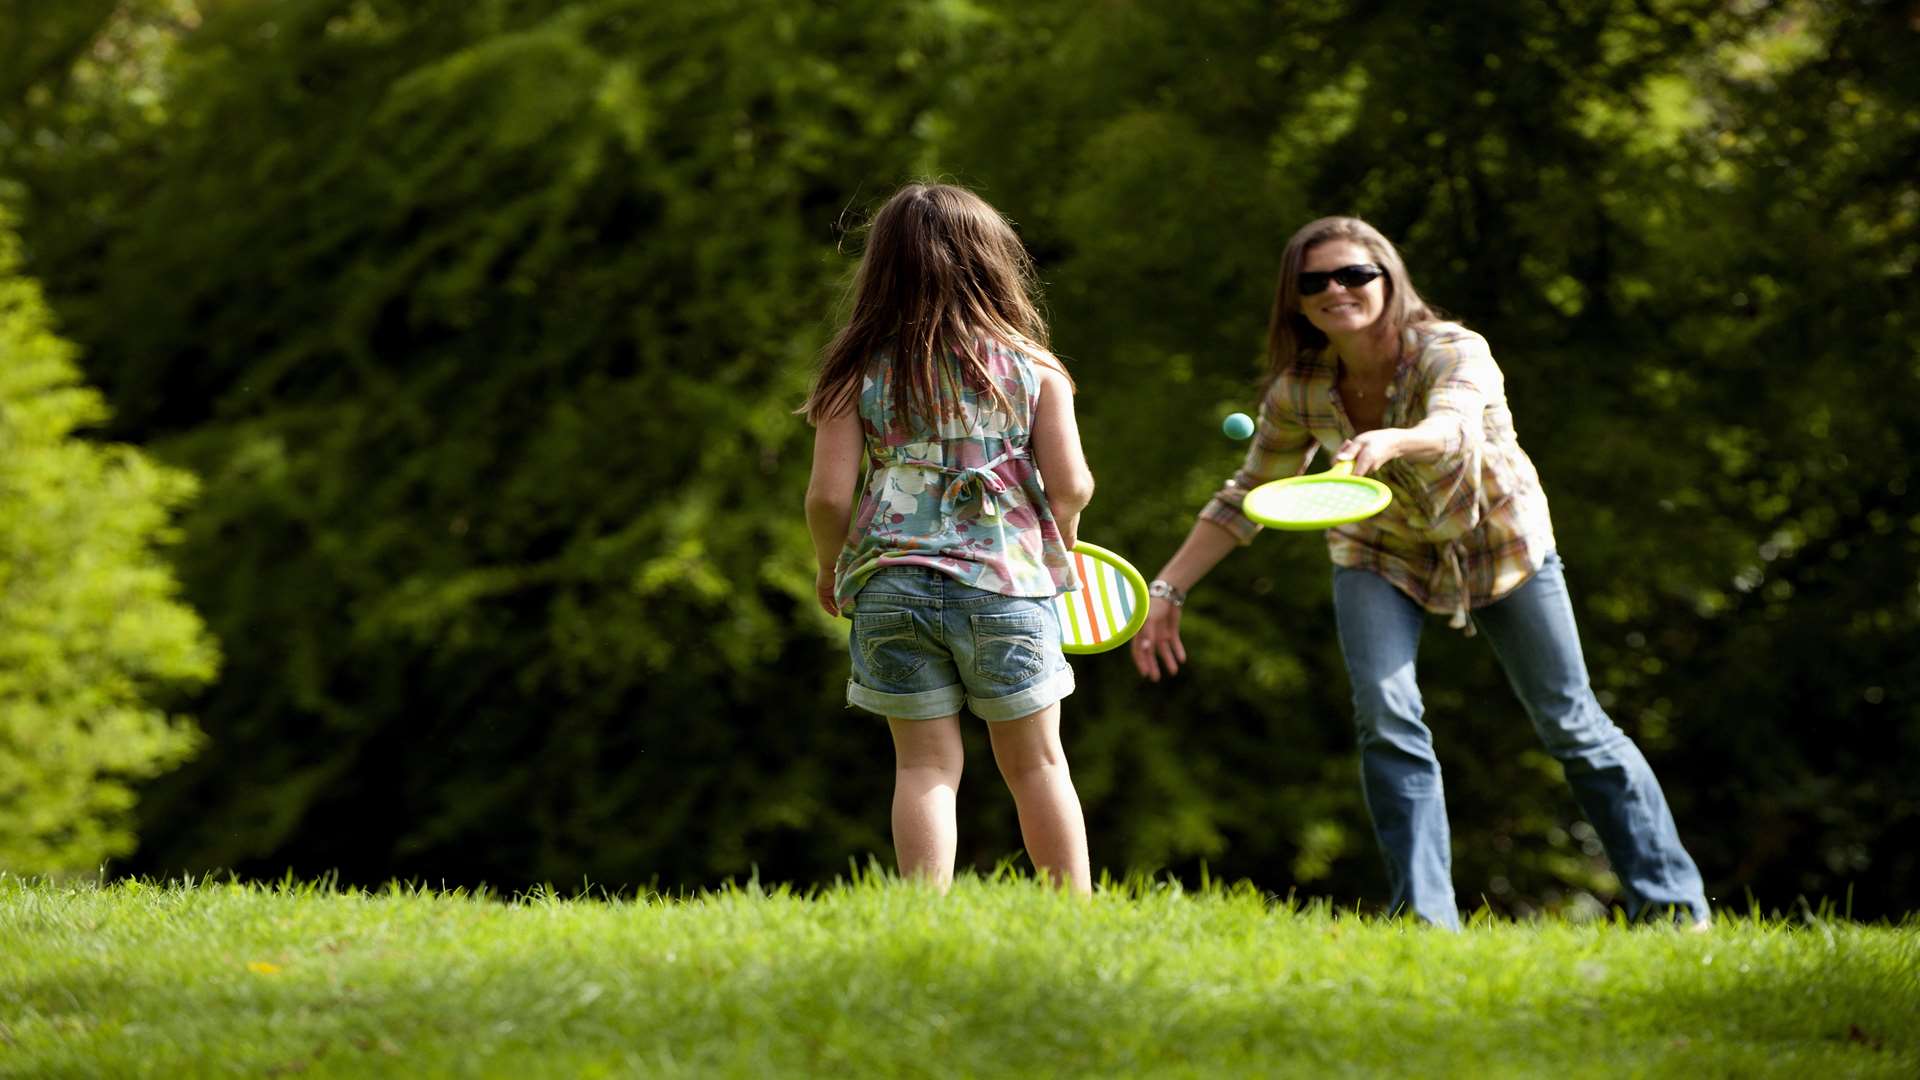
[970,611,1046,686]
[854,609,925,683]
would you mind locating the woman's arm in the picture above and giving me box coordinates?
[1132,381,1314,681]
[1150,516,1242,599]
[1338,414,1462,475]
[1030,364,1095,548]
[1130,518,1240,681]
[1339,330,1495,476]
[804,408,864,616]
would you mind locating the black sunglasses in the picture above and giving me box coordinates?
[1298,264,1385,295]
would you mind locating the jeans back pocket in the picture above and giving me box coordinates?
[853,609,926,684]
[969,611,1046,686]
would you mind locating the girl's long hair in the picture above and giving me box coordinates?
[1265,216,1445,383]
[802,183,1064,426]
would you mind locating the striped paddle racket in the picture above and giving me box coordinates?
[1052,541,1149,655]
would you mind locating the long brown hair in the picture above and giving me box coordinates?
[802,183,1064,426]
[1265,216,1445,382]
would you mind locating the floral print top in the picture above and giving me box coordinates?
[833,339,1076,612]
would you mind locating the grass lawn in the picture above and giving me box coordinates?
[2,871,1915,1077]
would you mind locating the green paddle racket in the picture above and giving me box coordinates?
[1051,541,1149,655]
[1243,460,1393,530]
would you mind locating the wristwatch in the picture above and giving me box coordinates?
[1147,580,1187,607]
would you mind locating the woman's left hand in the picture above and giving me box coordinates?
[1336,429,1406,476]
[815,567,840,617]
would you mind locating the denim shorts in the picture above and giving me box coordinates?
[846,566,1075,722]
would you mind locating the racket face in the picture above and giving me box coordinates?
[1051,541,1149,654]
[1243,475,1392,530]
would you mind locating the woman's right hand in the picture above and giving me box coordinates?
[1128,520,1236,682]
[1130,597,1188,682]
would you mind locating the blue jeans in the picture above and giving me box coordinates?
[1332,552,1708,929]
[846,567,1076,722]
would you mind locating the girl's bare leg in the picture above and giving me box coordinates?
[986,703,1092,894]
[887,714,965,890]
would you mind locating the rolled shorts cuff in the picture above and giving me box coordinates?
[967,663,1076,722]
[846,679,966,720]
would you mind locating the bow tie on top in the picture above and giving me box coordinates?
[875,443,1026,519]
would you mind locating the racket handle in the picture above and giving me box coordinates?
[1328,459,1355,477]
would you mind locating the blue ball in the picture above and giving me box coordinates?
[1222,412,1255,440]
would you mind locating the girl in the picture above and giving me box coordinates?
[1131,216,1709,929]
[802,183,1095,894]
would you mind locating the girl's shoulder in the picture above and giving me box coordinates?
[979,334,1063,393]
[982,334,1060,371]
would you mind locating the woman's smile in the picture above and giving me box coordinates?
[1300,240,1385,333]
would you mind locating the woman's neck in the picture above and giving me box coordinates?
[1328,321,1399,380]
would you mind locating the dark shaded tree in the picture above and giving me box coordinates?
[5,0,1914,917]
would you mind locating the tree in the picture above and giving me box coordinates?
[12,0,981,888]
[0,212,216,873]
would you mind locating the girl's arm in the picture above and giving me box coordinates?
[804,408,865,616]
[1030,364,1095,548]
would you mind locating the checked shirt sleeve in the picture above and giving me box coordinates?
[1418,330,1498,460]
[1409,329,1503,539]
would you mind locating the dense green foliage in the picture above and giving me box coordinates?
[3,873,1917,1076]
[1,1,1914,914]
[0,215,215,873]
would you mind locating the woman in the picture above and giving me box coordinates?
[1132,216,1709,929]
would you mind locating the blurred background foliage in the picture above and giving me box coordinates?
[0,0,1913,917]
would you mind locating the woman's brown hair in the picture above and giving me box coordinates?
[1265,216,1445,382]
[802,183,1065,426]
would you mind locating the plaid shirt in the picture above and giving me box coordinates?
[1200,322,1556,631]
